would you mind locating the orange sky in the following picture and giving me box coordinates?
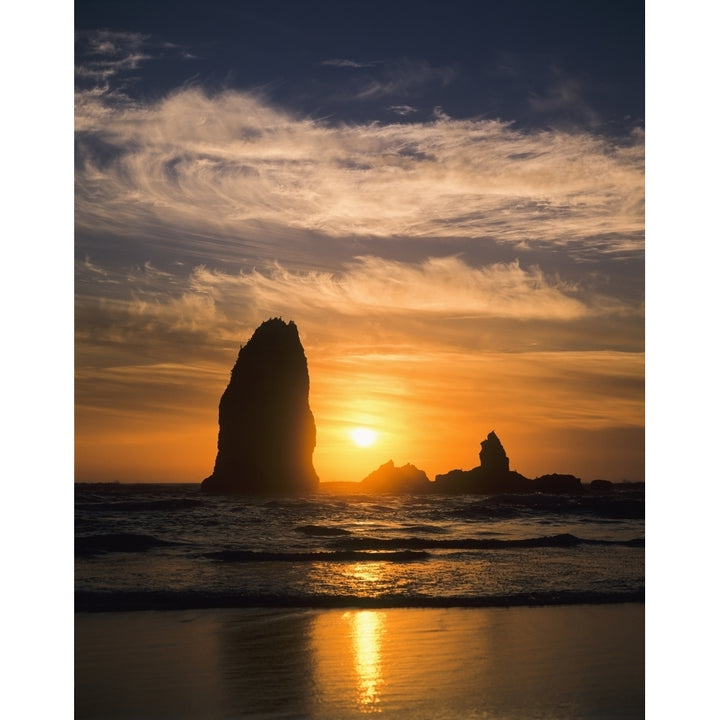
[74,32,644,485]
[75,316,644,483]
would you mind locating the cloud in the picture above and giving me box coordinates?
[352,59,456,100]
[75,29,193,95]
[75,87,644,257]
[75,30,152,83]
[528,75,600,126]
[79,30,148,56]
[75,254,638,367]
[80,256,109,278]
[189,256,595,320]
[322,348,644,428]
[321,58,377,68]
[388,105,418,116]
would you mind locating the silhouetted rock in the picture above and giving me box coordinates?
[479,431,510,475]
[589,479,614,494]
[533,473,583,494]
[202,318,319,495]
[434,430,529,494]
[433,430,583,495]
[361,460,432,494]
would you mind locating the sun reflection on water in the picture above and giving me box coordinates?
[348,561,383,585]
[348,610,386,710]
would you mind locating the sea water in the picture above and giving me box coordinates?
[75,483,644,610]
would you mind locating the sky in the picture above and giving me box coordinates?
[74,0,645,484]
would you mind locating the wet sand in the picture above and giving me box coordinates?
[75,604,644,719]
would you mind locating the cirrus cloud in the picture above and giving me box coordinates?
[75,86,644,256]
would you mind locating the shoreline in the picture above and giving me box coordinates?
[75,589,644,612]
[76,604,644,719]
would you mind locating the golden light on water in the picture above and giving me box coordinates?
[348,610,386,709]
[344,561,387,589]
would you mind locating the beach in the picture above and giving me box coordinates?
[75,603,644,719]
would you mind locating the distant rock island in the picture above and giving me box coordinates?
[361,431,583,495]
[361,460,431,494]
[435,431,582,494]
[202,318,319,495]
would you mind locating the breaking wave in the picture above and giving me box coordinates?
[205,549,429,562]
[452,493,645,520]
[294,524,352,536]
[331,533,644,551]
[75,533,178,556]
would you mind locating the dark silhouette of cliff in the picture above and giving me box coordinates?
[361,460,432,494]
[202,318,319,495]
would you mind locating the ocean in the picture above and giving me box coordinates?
[74,483,645,719]
[75,483,644,610]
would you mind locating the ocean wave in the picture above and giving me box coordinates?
[294,524,352,536]
[331,533,644,551]
[204,550,429,563]
[75,533,178,556]
[76,498,204,512]
[75,588,645,612]
[402,524,449,534]
[453,494,644,520]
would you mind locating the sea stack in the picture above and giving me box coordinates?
[434,430,530,493]
[434,430,582,494]
[479,431,510,475]
[361,460,432,494]
[202,318,319,495]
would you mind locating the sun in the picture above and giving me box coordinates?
[350,427,378,448]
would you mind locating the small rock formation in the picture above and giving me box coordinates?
[588,478,614,494]
[533,473,583,494]
[361,460,432,494]
[434,430,582,494]
[479,431,510,475]
[202,318,319,495]
[435,430,523,493]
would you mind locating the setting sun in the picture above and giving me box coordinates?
[74,2,645,490]
[350,427,378,447]
[73,3,645,718]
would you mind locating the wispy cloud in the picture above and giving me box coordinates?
[75,254,641,373]
[528,75,600,126]
[75,87,644,256]
[75,30,152,83]
[352,59,456,100]
[388,104,418,116]
[75,28,194,103]
[187,256,593,320]
[321,58,377,68]
[80,256,110,278]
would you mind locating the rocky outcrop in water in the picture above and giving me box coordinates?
[434,431,581,494]
[361,460,432,494]
[435,431,522,493]
[353,431,583,495]
[202,318,319,495]
[533,473,583,493]
[479,430,510,476]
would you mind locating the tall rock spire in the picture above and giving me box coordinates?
[479,430,510,475]
[202,318,319,494]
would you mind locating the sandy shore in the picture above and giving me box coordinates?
[75,604,644,719]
